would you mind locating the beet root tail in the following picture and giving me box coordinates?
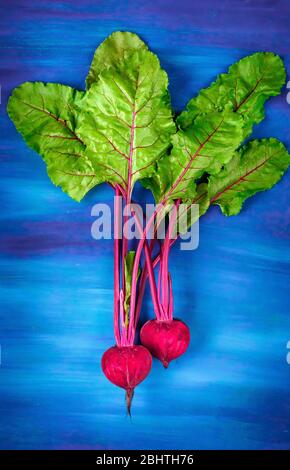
[126,388,134,417]
[162,360,169,369]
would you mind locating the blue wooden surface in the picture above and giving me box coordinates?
[1,0,290,450]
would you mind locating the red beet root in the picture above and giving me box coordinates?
[101,345,152,415]
[140,319,190,368]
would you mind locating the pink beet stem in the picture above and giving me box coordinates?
[132,209,161,317]
[157,245,163,306]
[113,185,135,347]
[113,186,121,346]
[121,204,128,313]
[135,191,203,322]
[161,230,169,313]
[134,237,156,327]
[136,193,202,321]
[119,289,128,346]
[134,207,182,324]
[128,210,161,343]
[128,180,185,325]
[129,202,169,328]
[134,211,166,328]
[113,183,187,341]
[122,107,136,312]
[160,200,180,320]
[168,272,174,319]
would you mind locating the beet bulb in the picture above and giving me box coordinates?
[101,345,152,415]
[140,319,190,368]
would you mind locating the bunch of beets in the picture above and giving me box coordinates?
[8,32,290,413]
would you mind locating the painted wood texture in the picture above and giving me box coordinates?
[1,0,290,450]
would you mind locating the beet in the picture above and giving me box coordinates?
[140,319,190,368]
[101,345,152,414]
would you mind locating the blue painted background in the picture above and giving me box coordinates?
[1,0,290,450]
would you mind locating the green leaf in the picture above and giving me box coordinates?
[178,52,286,137]
[209,138,290,216]
[86,31,147,88]
[77,47,176,194]
[192,183,211,218]
[7,82,106,201]
[176,183,210,234]
[150,110,243,202]
[141,149,172,202]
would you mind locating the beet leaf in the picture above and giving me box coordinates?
[77,47,176,197]
[86,31,147,89]
[178,52,286,138]
[7,82,102,201]
[209,138,290,216]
